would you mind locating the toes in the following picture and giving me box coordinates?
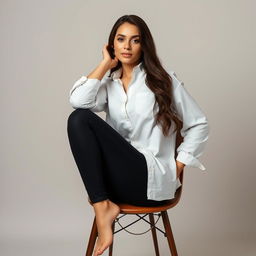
[94,243,104,256]
[93,243,102,256]
[96,249,103,255]
[93,249,102,256]
[95,245,105,255]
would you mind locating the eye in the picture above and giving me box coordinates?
[117,38,140,43]
[133,39,140,43]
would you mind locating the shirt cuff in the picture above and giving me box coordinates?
[176,150,206,171]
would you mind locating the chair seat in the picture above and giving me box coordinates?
[118,200,176,214]
[88,186,182,214]
[117,187,182,214]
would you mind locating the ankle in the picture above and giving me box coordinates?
[92,199,109,210]
[109,200,120,210]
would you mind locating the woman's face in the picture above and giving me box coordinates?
[113,22,142,66]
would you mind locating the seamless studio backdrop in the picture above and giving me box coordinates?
[1,0,255,255]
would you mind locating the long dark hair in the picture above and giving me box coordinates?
[107,14,182,136]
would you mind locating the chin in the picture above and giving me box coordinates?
[120,58,136,64]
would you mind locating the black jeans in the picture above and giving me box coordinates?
[67,108,168,207]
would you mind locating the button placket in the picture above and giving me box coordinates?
[118,79,132,122]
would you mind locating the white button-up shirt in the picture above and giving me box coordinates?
[69,62,210,201]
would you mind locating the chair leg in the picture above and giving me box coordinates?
[86,216,98,256]
[161,211,178,256]
[108,220,115,256]
[149,213,160,256]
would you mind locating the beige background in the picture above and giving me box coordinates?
[1,0,255,255]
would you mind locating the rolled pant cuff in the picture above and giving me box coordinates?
[89,195,109,204]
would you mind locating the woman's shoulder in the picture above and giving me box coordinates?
[166,69,184,90]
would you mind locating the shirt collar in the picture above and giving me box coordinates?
[111,62,144,80]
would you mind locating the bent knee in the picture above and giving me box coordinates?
[67,108,92,128]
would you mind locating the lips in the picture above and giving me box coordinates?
[121,53,132,57]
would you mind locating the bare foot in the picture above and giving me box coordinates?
[92,199,120,256]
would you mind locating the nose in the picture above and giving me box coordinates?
[124,40,131,50]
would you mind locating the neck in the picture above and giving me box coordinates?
[121,61,140,79]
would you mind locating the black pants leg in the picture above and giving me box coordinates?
[67,108,168,207]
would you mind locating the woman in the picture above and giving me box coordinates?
[67,14,209,256]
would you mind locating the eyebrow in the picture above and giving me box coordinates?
[116,34,140,38]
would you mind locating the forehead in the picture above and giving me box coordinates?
[115,22,140,37]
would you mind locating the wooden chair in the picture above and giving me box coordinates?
[86,121,184,256]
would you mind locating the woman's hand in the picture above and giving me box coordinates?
[101,44,119,70]
[176,160,185,179]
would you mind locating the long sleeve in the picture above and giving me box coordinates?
[171,73,210,171]
[69,75,108,112]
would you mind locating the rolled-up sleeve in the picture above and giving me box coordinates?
[69,75,108,112]
[171,73,210,171]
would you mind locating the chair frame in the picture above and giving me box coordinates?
[86,120,184,256]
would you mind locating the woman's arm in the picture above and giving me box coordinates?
[171,72,210,171]
[87,60,110,80]
[69,61,110,112]
[69,44,119,112]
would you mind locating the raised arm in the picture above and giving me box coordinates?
[69,61,109,112]
[69,44,119,112]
